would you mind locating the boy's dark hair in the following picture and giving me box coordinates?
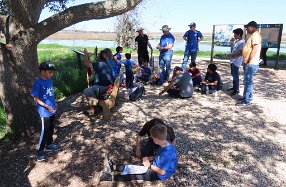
[125,53,131,59]
[208,63,217,72]
[233,28,243,37]
[39,61,56,71]
[116,46,123,53]
[145,118,165,127]
[189,62,197,68]
[150,124,167,141]
[98,50,107,61]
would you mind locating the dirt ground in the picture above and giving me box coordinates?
[0,57,286,187]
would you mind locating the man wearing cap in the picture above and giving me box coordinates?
[156,25,175,81]
[182,22,203,71]
[239,21,262,105]
[159,66,193,99]
[135,27,153,66]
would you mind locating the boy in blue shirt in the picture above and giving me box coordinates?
[31,61,60,161]
[139,61,152,83]
[113,46,125,87]
[123,53,135,89]
[100,124,177,181]
[156,25,175,81]
[150,71,164,86]
[182,22,203,71]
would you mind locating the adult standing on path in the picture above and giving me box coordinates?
[181,22,203,71]
[135,27,153,66]
[239,21,262,105]
[156,25,175,81]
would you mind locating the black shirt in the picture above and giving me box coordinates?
[204,72,222,90]
[139,122,175,143]
[135,34,149,54]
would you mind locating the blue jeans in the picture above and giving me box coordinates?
[243,64,259,102]
[159,53,173,81]
[182,50,197,71]
[231,63,240,92]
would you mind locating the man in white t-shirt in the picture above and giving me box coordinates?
[228,28,245,96]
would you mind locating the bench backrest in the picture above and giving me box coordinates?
[110,76,120,99]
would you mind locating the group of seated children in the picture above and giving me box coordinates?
[159,62,222,99]
[99,118,177,182]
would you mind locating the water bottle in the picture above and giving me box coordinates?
[214,90,218,100]
[205,85,209,95]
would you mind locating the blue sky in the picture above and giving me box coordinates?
[40,0,286,33]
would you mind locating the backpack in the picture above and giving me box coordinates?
[129,84,145,101]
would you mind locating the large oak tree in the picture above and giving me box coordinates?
[0,0,142,137]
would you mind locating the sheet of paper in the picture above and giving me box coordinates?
[121,165,148,175]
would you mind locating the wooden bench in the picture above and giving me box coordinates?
[98,76,121,120]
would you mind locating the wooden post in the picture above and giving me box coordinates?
[275,24,283,69]
[76,53,83,69]
[210,25,215,63]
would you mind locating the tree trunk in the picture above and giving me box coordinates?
[0,33,39,137]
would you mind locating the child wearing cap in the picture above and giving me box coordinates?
[31,61,60,161]
[182,22,203,71]
[159,66,193,99]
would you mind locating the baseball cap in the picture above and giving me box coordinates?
[188,22,196,27]
[174,66,183,72]
[244,21,258,28]
[39,61,56,71]
[136,27,144,32]
[160,25,171,31]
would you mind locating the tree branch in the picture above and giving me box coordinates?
[33,0,142,43]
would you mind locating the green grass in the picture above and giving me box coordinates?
[0,101,8,140]
[38,47,88,100]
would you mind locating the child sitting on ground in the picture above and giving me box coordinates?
[201,63,223,94]
[139,61,152,83]
[150,71,164,86]
[123,53,135,89]
[186,62,203,87]
[100,124,177,182]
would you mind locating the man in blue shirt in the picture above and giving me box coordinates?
[156,25,175,81]
[182,22,203,71]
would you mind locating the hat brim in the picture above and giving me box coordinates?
[136,29,144,32]
[160,28,171,31]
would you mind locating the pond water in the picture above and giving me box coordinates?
[40,39,286,53]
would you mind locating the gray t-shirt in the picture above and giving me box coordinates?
[173,72,193,98]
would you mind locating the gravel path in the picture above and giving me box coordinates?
[1,57,286,187]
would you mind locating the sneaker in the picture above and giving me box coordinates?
[230,91,239,96]
[120,84,126,88]
[227,87,234,91]
[37,150,46,161]
[99,171,113,181]
[46,144,61,153]
[103,155,114,172]
[236,100,250,106]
